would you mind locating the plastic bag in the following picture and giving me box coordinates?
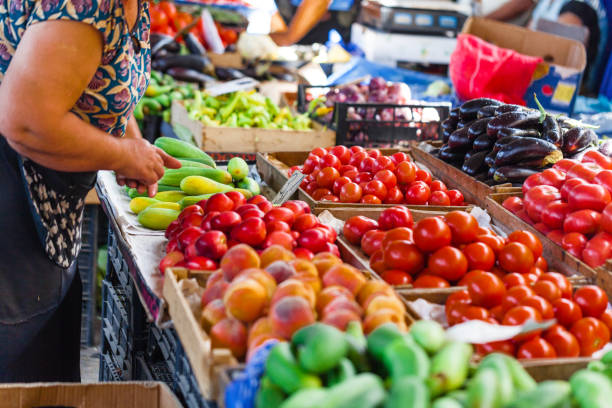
[449,34,542,105]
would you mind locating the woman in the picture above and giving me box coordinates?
[0,0,180,381]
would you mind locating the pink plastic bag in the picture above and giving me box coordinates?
[450,34,543,105]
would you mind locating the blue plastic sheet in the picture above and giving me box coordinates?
[224,339,279,408]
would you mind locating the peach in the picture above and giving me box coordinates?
[246,336,283,361]
[220,244,260,281]
[322,264,367,295]
[210,317,248,358]
[363,309,407,334]
[269,296,316,339]
[364,295,406,317]
[247,317,274,346]
[322,297,363,318]
[223,278,267,323]
[312,252,343,276]
[265,261,297,284]
[294,273,322,295]
[201,299,227,331]
[235,268,277,300]
[201,280,229,307]
[290,259,319,277]
[316,286,355,315]
[260,245,295,268]
[357,280,395,305]
[206,270,226,289]
[322,309,361,331]
[270,279,316,309]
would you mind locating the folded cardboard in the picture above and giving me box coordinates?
[462,17,586,115]
[0,382,181,408]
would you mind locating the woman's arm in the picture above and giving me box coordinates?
[269,0,332,45]
[0,20,178,187]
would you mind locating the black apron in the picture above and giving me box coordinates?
[0,136,93,381]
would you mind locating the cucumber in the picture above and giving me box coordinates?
[409,320,446,355]
[159,167,233,187]
[432,397,463,408]
[478,353,515,406]
[427,342,473,397]
[322,373,386,408]
[382,337,430,381]
[154,137,216,168]
[178,194,213,209]
[266,342,322,394]
[326,358,356,387]
[505,380,571,408]
[130,197,159,214]
[180,176,235,195]
[570,370,612,408]
[367,323,403,362]
[466,367,501,408]
[501,354,536,392]
[280,388,327,408]
[385,376,429,408]
[256,377,286,408]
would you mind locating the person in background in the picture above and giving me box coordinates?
[271,0,360,45]
[484,0,536,26]
[0,0,179,381]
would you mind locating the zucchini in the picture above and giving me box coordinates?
[493,166,540,183]
[494,137,562,167]
[472,134,494,152]
[159,167,233,187]
[462,150,488,176]
[154,137,216,168]
[176,159,212,169]
[447,127,472,151]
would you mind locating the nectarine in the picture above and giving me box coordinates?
[269,296,315,339]
[220,244,260,281]
[210,318,248,358]
[224,278,267,323]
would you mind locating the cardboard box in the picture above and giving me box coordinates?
[462,17,586,115]
[0,382,182,408]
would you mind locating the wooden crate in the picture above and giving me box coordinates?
[257,150,472,212]
[487,191,612,298]
[411,143,512,208]
[171,102,335,154]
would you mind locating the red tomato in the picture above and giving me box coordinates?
[413,217,452,252]
[535,256,548,271]
[383,240,425,275]
[544,324,580,357]
[501,285,536,313]
[582,231,612,267]
[150,7,170,31]
[560,178,589,201]
[355,172,372,185]
[503,305,543,325]
[349,145,365,154]
[533,222,552,235]
[567,162,601,182]
[448,304,491,325]
[428,246,468,282]
[517,337,557,359]
[563,210,601,235]
[364,180,388,200]
[446,289,472,310]
[391,152,409,164]
[430,180,448,192]
[602,203,612,234]
[547,229,564,246]
[571,317,611,356]
[369,250,385,274]
[538,272,573,299]
[405,182,431,205]
[503,273,528,288]
[348,151,368,167]
[303,155,322,174]
[330,145,351,164]
[413,274,450,288]
[358,157,377,173]
[475,234,505,254]
[520,295,554,319]
[524,185,561,223]
[539,168,566,189]
[568,183,611,212]
[498,242,535,274]
[561,232,587,257]
[316,167,340,189]
[367,149,381,159]
[574,285,608,318]
[381,269,412,285]
[553,159,579,173]
[476,341,515,357]
[508,230,543,258]
[332,176,351,196]
[541,201,571,230]
[600,309,612,332]
[553,298,583,328]
[445,211,479,244]
[458,269,487,286]
[360,195,381,204]
[584,150,612,170]
[416,168,432,185]
[594,170,612,195]
[503,196,524,214]
[360,230,386,256]
[532,280,562,303]
[381,227,414,249]
[515,209,535,225]
[466,271,506,308]
[339,182,363,203]
[384,187,405,204]
[522,173,543,194]
[395,161,417,184]
[343,216,378,245]
[429,191,451,206]
[158,1,178,21]
[378,206,414,230]
[447,190,465,206]
[312,188,332,201]
[339,164,357,175]
[374,156,395,172]
[310,147,327,158]
[373,170,397,190]
[463,242,495,271]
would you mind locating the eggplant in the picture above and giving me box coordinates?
[457,120,474,129]
[449,107,460,120]
[477,105,498,119]
[570,147,598,161]
[442,128,453,144]
[474,173,490,182]
[487,111,531,137]
[215,67,246,81]
[165,67,216,84]
[493,136,523,152]
[462,150,489,176]
[439,144,465,163]
[542,115,563,147]
[441,117,459,132]
[485,151,497,167]
[447,127,473,151]
[493,166,540,183]
[464,150,477,162]
[153,55,215,76]
[468,117,493,138]
[473,134,495,151]
[495,137,562,167]
[151,34,181,56]
[494,104,526,115]
[600,140,612,157]
[562,128,598,155]
[459,98,502,121]
[488,166,497,179]
[508,113,543,131]
[184,33,207,56]
[497,127,541,139]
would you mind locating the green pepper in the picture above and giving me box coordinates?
[237,113,253,127]
[162,109,171,123]
[150,70,163,84]
[145,84,174,97]
[205,95,220,109]
[219,93,240,121]
[155,94,171,108]
[265,97,280,116]
[141,98,163,115]
[170,91,183,101]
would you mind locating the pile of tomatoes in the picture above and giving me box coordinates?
[503,150,612,268]
[343,208,552,289]
[159,193,339,273]
[293,146,465,206]
[447,272,611,359]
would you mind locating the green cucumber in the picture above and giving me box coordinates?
[159,167,233,187]
[570,370,612,408]
[256,377,286,408]
[280,388,327,408]
[477,353,515,406]
[265,342,321,394]
[385,376,429,408]
[382,337,430,381]
[432,397,464,408]
[409,320,446,355]
[367,323,403,362]
[321,373,386,408]
[466,366,501,408]
[154,137,216,167]
[427,342,473,397]
[505,380,571,408]
[293,323,348,375]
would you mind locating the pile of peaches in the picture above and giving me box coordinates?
[198,243,407,359]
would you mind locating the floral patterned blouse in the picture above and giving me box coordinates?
[0,0,152,137]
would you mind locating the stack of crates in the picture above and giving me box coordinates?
[77,205,98,346]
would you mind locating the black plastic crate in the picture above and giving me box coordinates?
[147,325,177,372]
[134,353,175,385]
[77,204,99,346]
[297,84,451,148]
[100,352,129,382]
[100,280,132,378]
